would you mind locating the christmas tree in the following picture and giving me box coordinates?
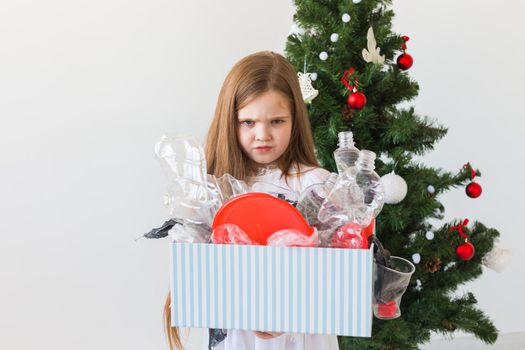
[285,0,500,348]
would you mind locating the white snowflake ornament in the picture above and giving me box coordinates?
[297,72,319,104]
[362,27,385,64]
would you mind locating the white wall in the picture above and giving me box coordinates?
[0,1,522,349]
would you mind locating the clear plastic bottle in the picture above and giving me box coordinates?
[334,131,360,174]
[155,134,210,223]
[353,150,384,218]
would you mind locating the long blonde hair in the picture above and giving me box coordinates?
[164,51,320,349]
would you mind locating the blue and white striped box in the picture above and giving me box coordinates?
[170,243,373,337]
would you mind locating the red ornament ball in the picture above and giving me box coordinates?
[397,53,413,70]
[456,242,475,261]
[466,182,482,198]
[348,91,367,109]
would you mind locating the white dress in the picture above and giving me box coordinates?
[205,164,339,350]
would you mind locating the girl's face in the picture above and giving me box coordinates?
[237,89,292,167]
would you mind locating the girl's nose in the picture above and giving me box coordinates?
[255,124,272,141]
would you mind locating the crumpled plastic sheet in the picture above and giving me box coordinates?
[266,228,319,247]
[211,224,258,245]
[211,223,319,247]
[169,221,212,243]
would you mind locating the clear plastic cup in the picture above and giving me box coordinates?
[373,256,415,319]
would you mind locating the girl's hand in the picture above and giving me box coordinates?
[253,331,284,339]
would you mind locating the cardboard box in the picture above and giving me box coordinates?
[170,243,373,337]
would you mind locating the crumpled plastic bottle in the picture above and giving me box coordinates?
[318,170,364,225]
[295,173,340,247]
[155,134,214,225]
[318,150,384,230]
[156,134,254,242]
[352,150,384,218]
[296,172,338,226]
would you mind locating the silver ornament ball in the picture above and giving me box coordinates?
[412,253,421,264]
[425,231,435,240]
[330,33,339,42]
[319,51,329,61]
[342,13,351,23]
[310,72,318,81]
[427,185,435,194]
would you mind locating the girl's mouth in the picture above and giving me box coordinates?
[254,146,272,153]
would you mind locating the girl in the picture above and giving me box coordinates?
[164,51,339,350]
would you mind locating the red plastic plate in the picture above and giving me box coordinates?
[212,192,314,245]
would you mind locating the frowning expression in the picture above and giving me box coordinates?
[237,90,292,166]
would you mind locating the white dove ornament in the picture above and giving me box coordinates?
[362,27,385,65]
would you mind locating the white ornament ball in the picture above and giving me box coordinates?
[427,185,435,194]
[330,33,339,42]
[412,253,421,264]
[353,0,362,3]
[310,72,318,81]
[342,13,351,23]
[482,246,512,273]
[319,51,329,61]
[380,171,407,204]
[425,231,435,240]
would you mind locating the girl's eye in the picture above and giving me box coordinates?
[271,119,285,125]
[239,120,254,126]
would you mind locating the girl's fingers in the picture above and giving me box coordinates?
[253,331,284,339]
